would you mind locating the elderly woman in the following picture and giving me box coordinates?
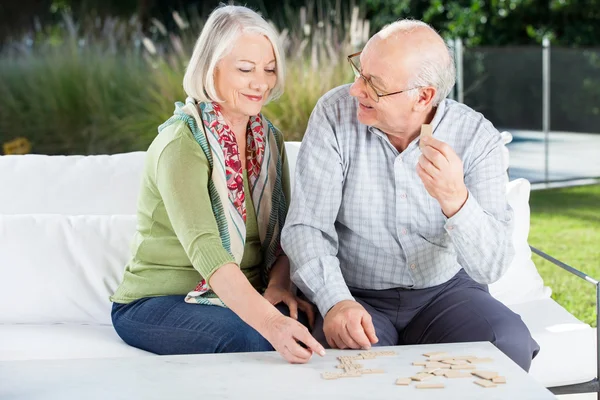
[110,5,324,364]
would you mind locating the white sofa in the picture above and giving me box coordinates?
[0,140,597,394]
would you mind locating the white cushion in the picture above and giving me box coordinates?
[509,299,596,387]
[285,142,301,186]
[0,152,145,215]
[489,178,552,305]
[0,144,581,387]
[0,148,552,321]
[500,131,512,170]
[0,324,151,361]
[0,214,136,324]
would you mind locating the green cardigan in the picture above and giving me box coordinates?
[111,120,289,304]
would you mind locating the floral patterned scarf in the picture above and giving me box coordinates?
[159,99,287,307]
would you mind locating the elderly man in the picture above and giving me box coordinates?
[281,19,540,371]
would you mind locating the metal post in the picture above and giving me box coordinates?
[446,39,455,100]
[455,38,464,104]
[542,37,551,183]
[597,283,599,400]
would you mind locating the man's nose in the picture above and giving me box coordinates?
[349,76,367,99]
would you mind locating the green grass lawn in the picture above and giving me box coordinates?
[529,184,600,327]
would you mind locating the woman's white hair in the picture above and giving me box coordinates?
[183,5,285,103]
[382,19,456,106]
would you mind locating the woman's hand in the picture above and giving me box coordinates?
[263,284,316,329]
[260,311,325,364]
[208,263,324,364]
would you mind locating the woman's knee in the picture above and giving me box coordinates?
[215,326,273,353]
[111,298,274,355]
[117,316,273,355]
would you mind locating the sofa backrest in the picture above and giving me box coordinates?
[0,152,146,215]
[0,138,548,325]
[0,132,511,216]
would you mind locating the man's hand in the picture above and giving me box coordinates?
[263,284,316,329]
[323,300,378,350]
[417,136,468,218]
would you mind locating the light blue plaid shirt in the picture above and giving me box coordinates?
[281,85,515,316]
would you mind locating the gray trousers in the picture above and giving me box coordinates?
[312,269,540,371]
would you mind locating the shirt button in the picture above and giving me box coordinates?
[447,226,454,230]
[401,228,407,235]
[400,193,407,199]
[410,263,416,270]
[398,156,403,163]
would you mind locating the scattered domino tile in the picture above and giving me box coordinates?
[451,359,470,365]
[432,370,447,376]
[492,376,507,384]
[336,364,363,369]
[450,364,476,370]
[412,361,428,366]
[359,352,377,359]
[411,373,434,382]
[472,370,499,380]
[444,370,473,378]
[344,366,363,373]
[441,359,468,365]
[395,378,412,386]
[427,356,450,362]
[468,357,494,364]
[453,355,476,360]
[339,371,362,378]
[372,351,396,356]
[322,372,342,380]
[416,383,445,389]
[474,378,497,388]
[422,367,442,374]
[450,364,475,369]
[360,369,385,375]
[419,124,433,149]
[423,351,447,358]
[425,362,447,368]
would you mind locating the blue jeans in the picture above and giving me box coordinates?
[112,295,307,355]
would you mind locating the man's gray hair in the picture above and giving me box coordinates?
[183,5,285,103]
[383,19,456,106]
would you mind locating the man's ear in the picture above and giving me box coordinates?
[413,87,436,112]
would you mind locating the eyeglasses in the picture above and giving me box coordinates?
[347,51,421,103]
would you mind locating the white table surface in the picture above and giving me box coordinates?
[0,341,555,400]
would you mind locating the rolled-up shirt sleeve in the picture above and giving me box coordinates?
[281,102,354,316]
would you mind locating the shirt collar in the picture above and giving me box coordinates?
[366,99,448,145]
[429,99,447,134]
